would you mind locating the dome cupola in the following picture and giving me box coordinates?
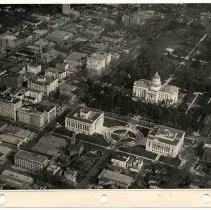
[150,72,161,91]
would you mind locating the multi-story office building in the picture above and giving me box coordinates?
[14,150,49,172]
[145,125,185,157]
[65,106,104,135]
[17,104,56,128]
[133,72,179,105]
[28,76,58,96]
[0,96,22,120]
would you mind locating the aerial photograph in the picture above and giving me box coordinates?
[0,4,210,190]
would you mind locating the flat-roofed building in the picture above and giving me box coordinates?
[111,154,131,169]
[0,96,22,120]
[0,145,13,165]
[45,67,67,82]
[98,169,134,189]
[17,104,56,128]
[146,125,185,157]
[0,126,34,149]
[46,30,73,43]
[28,76,58,96]
[26,64,42,75]
[64,52,87,68]
[14,150,49,172]
[12,89,43,104]
[65,106,104,135]
[0,169,34,189]
[133,72,179,105]
[32,134,67,157]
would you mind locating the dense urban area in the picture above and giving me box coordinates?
[0,4,210,189]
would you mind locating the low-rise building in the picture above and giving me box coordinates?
[0,96,22,120]
[46,164,62,177]
[133,72,179,105]
[28,76,58,96]
[45,67,67,81]
[65,106,104,135]
[14,150,49,172]
[98,169,134,189]
[46,30,73,43]
[0,125,35,149]
[146,125,185,157]
[64,52,87,67]
[129,157,144,173]
[0,169,34,189]
[111,154,131,169]
[17,104,56,128]
[202,143,211,164]
[62,169,78,186]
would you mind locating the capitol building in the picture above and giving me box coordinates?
[133,72,179,105]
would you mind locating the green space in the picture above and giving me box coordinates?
[76,133,110,147]
[103,117,127,128]
[159,156,181,166]
[119,145,157,160]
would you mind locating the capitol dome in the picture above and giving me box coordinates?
[150,72,162,91]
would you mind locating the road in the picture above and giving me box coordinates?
[185,92,203,115]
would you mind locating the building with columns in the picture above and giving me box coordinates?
[65,106,104,135]
[133,72,179,105]
[145,125,185,158]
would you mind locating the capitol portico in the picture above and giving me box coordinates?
[133,72,179,105]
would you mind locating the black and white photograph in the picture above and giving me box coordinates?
[0,3,210,191]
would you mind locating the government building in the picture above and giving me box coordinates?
[65,106,104,135]
[133,72,179,105]
[145,125,185,157]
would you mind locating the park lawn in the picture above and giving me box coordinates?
[103,117,127,128]
[76,133,110,147]
[159,156,181,166]
[135,125,150,137]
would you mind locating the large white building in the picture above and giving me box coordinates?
[86,52,111,77]
[17,104,56,128]
[133,72,179,105]
[65,106,104,135]
[28,76,58,96]
[146,125,185,158]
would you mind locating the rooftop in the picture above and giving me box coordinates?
[111,154,130,162]
[148,125,185,146]
[66,106,104,124]
[15,150,48,164]
[29,76,57,85]
[0,169,34,184]
[99,169,133,186]
[0,133,26,145]
[64,52,87,63]
[3,125,33,139]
